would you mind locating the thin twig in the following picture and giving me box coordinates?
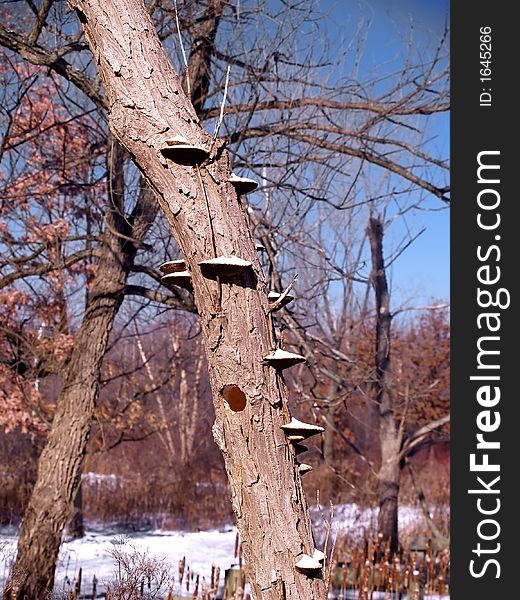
[267,274,298,313]
[213,66,231,140]
[174,0,190,98]
[195,165,217,258]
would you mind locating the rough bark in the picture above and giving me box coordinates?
[68,1,326,598]
[67,483,85,540]
[377,427,401,554]
[367,216,402,555]
[5,143,158,599]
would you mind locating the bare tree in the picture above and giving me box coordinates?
[256,197,449,552]
[1,3,211,595]
[367,214,400,552]
[367,214,449,552]
[0,0,449,596]
[4,139,161,597]
[24,1,327,599]
[282,211,449,552]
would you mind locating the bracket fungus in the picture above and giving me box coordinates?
[298,463,313,475]
[281,417,324,440]
[228,173,259,195]
[256,242,266,252]
[286,434,306,442]
[198,256,253,277]
[294,554,323,575]
[313,549,326,563]
[268,291,295,311]
[293,443,309,456]
[159,258,186,274]
[161,135,209,165]
[160,270,192,290]
[263,349,306,369]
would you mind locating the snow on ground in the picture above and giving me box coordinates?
[310,503,449,545]
[1,526,238,597]
[0,503,450,598]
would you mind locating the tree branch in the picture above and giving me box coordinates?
[0,25,107,109]
[400,414,450,460]
[124,284,196,312]
[0,249,99,290]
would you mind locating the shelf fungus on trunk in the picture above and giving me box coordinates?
[313,549,326,564]
[228,173,259,195]
[268,291,295,311]
[160,270,193,290]
[159,258,186,274]
[294,554,323,575]
[160,135,209,165]
[293,443,309,456]
[281,417,324,441]
[263,348,306,369]
[198,256,253,278]
[286,434,306,442]
[255,242,266,252]
[298,463,313,475]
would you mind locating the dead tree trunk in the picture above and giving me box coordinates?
[66,1,326,598]
[5,143,158,599]
[367,215,402,555]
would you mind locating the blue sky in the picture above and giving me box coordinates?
[321,0,450,306]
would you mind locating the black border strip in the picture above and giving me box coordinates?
[451,3,515,598]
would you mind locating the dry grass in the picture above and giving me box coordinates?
[81,468,233,531]
[47,533,449,600]
[331,536,449,599]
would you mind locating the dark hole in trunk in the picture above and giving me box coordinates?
[222,385,247,412]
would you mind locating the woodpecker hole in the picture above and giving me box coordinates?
[222,385,247,412]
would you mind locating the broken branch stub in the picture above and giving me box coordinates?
[222,385,247,412]
[268,291,295,312]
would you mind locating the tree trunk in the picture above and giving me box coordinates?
[70,1,326,597]
[377,424,401,555]
[67,481,85,540]
[367,216,401,555]
[5,144,158,599]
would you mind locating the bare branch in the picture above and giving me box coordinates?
[400,414,451,460]
[0,25,107,109]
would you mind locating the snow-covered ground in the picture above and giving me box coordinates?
[1,526,239,597]
[0,503,450,598]
[311,503,441,544]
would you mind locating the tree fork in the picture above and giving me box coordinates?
[69,0,325,597]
